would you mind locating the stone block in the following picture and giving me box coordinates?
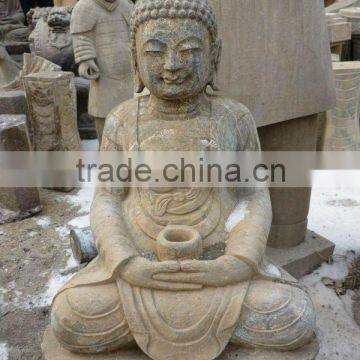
[340,7,360,33]
[42,326,319,360]
[326,13,352,43]
[0,90,27,115]
[210,0,335,127]
[0,114,41,223]
[266,230,335,279]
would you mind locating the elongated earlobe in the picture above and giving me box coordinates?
[134,71,145,93]
[208,38,222,91]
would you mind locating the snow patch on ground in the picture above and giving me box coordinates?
[62,187,94,215]
[0,343,9,360]
[68,214,90,229]
[22,250,77,309]
[302,171,360,359]
[55,225,70,239]
[0,287,8,312]
[225,201,249,232]
[36,217,51,228]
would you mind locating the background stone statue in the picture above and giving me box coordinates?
[28,6,75,71]
[0,43,20,86]
[70,0,134,144]
[0,0,29,43]
[49,1,318,359]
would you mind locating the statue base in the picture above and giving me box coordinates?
[42,326,319,360]
[266,230,335,279]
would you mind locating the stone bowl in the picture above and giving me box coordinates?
[156,225,202,261]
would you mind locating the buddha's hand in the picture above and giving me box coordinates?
[153,255,254,287]
[119,256,203,291]
[78,59,100,80]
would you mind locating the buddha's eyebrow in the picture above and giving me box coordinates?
[176,36,203,48]
[143,39,166,48]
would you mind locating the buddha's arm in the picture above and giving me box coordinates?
[90,122,138,277]
[226,188,272,272]
[225,111,272,272]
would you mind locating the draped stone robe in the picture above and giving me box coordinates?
[54,95,275,360]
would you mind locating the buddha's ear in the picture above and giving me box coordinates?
[208,38,222,92]
[214,38,222,74]
[129,43,145,93]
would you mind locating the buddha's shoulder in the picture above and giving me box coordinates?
[210,95,253,121]
[104,97,140,132]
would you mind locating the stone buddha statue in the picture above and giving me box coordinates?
[0,0,29,43]
[50,0,317,359]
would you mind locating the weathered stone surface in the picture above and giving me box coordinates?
[266,230,335,279]
[258,114,319,248]
[70,228,97,264]
[0,115,41,223]
[210,0,335,127]
[29,7,75,72]
[326,13,352,43]
[0,90,26,115]
[0,44,20,87]
[42,326,319,360]
[71,0,134,143]
[23,71,81,151]
[319,61,360,150]
[0,0,29,44]
[340,7,360,33]
[3,53,61,91]
[48,1,318,359]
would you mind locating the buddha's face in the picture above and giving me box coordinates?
[136,18,212,100]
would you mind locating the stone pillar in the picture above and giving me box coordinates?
[23,71,81,151]
[258,115,318,248]
[0,115,41,224]
[320,61,360,150]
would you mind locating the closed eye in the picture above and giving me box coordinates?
[179,46,202,55]
[145,50,164,57]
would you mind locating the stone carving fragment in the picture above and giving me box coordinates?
[46,1,318,359]
[29,6,75,71]
[23,71,81,151]
[3,52,61,91]
[0,114,41,223]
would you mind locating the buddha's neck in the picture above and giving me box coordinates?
[148,93,203,119]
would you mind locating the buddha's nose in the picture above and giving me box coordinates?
[164,50,182,72]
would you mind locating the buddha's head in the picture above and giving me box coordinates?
[130,0,221,100]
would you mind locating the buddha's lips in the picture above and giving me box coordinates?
[163,77,185,85]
